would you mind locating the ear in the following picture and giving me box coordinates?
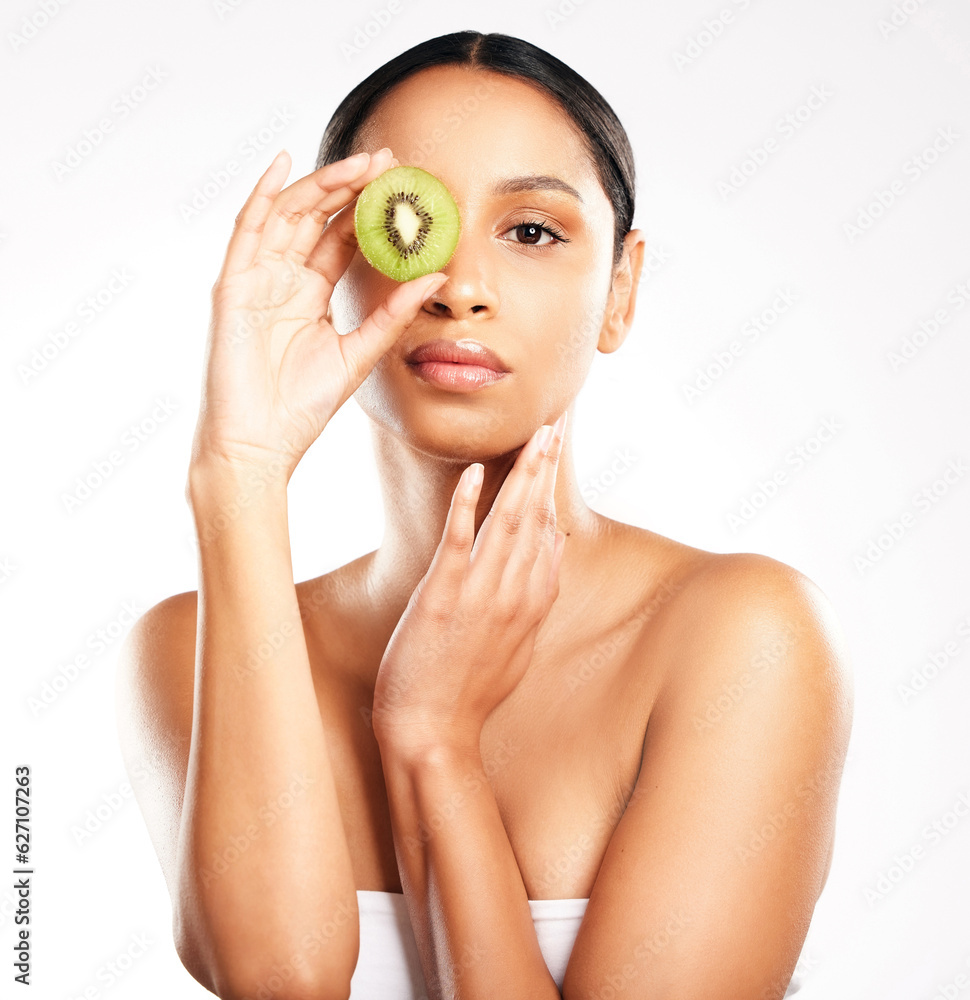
[598,229,646,354]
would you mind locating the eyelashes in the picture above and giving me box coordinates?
[502,218,572,247]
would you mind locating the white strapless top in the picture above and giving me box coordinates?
[349,889,803,998]
[349,889,588,998]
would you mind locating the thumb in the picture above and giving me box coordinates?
[339,273,448,382]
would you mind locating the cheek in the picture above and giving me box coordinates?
[528,275,607,391]
[330,256,386,334]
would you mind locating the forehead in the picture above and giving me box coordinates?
[353,65,602,201]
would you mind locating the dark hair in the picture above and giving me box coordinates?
[316,31,636,267]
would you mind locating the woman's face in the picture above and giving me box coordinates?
[330,64,630,463]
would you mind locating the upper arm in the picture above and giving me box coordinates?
[562,555,854,1000]
[114,591,202,968]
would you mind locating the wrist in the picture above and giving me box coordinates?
[187,452,289,506]
[186,456,291,547]
[374,716,482,764]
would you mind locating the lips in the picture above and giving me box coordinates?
[405,338,510,373]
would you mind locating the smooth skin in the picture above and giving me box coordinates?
[116,65,853,1000]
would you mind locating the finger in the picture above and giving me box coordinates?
[533,530,566,607]
[260,148,393,260]
[301,150,404,283]
[468,422,553,576]
[500,412,566,592]
[337,273,449,384]
[302,200,360,291]
[548,530,566,597]
[425,463,484,589]
[282,149,394,261]
[220,149,293,280]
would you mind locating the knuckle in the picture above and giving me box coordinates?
[492,594,519,623]
[272,203,304,226]
[445,527,473,556]
[498,509,525,535]
[530,500,557,530]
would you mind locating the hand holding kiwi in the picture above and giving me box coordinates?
[189,147,451,481]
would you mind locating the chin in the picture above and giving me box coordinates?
[356,377,531,465]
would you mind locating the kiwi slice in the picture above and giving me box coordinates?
[354,165,461,282]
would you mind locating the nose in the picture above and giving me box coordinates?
[423,236,499,321]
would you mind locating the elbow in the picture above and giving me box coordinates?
[214,967,353,1000]
[173,910,355,1000]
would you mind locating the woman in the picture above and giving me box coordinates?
[117,30,853,1000]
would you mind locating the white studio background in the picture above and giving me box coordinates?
[2,0,968,997]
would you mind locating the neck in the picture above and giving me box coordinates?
[362,413,602,619]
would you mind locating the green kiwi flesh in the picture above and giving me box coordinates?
[354,165,461,282]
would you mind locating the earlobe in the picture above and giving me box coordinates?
[597,229,646,355]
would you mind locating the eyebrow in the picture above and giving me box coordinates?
[490,174,583,203]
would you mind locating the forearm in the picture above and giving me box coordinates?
[180,459,358,994]
[378,737,561,1000]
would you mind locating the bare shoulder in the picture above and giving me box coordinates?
[599,519,853,722]
[639,543,855,759]
[664,549,853,686]
[115,590,199,896]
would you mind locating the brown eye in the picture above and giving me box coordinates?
[516,224,545,245]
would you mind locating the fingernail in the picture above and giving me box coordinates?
[421,275,447,303]
[553,411,567,441]
[376,147,392,157]
[537,425,555,454]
